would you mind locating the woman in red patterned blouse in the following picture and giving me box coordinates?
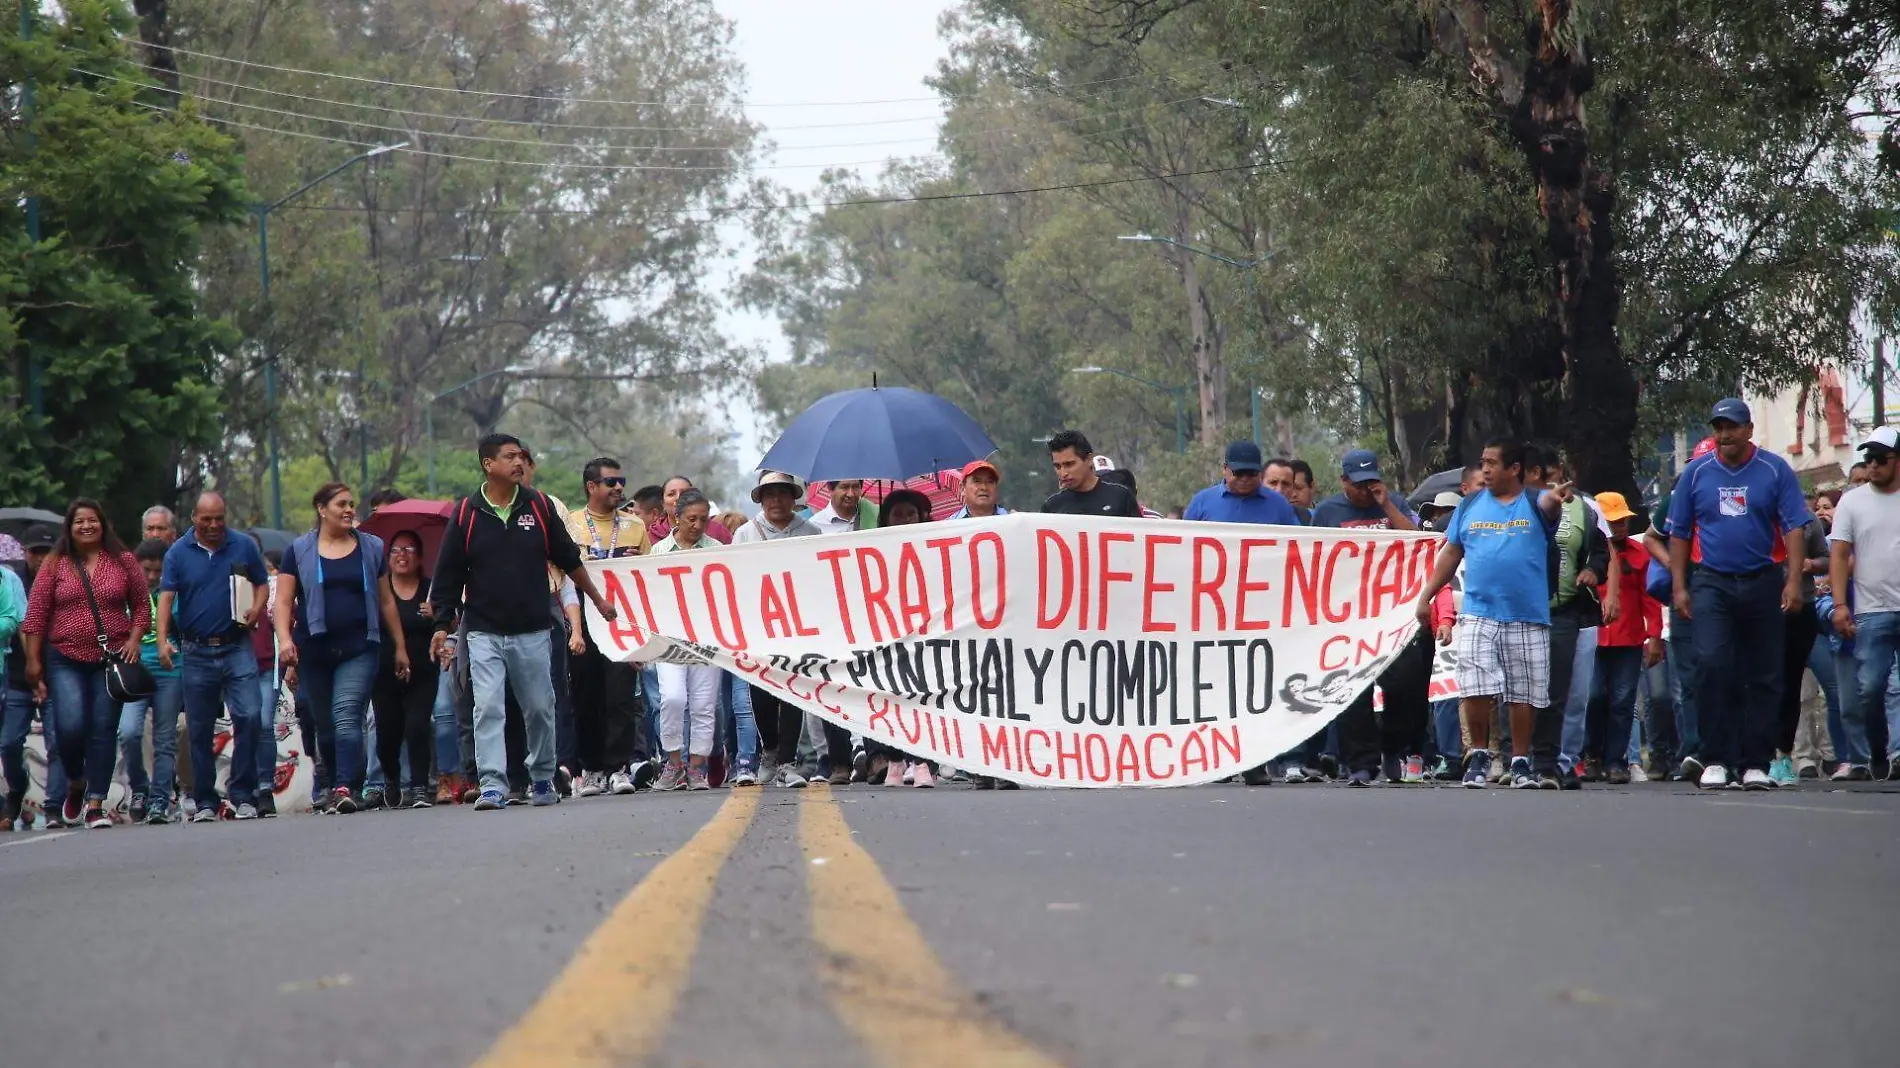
[22,499,150,829]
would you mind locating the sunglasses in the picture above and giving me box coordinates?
[1866,451,1897,465]
[592,477,627,487]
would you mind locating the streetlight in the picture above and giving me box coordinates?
[1116,233,1260,270]
[255,140,408,527]
[1071,366,1188,454]
[426,365,531,494]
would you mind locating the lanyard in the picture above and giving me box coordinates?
[583,511,621,559]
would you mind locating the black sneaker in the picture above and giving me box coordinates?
[1380,756,1402,784]
[1318,754,1340,780]
[129,793,148,824]
[332,788,358,815]
[631,760,660,791]
[255,793,277,818]
[554,766,574,798]
[852,747,871,784]
[1559,766,1582,791]
[1240,765,1272,786]
[972,776,997,790]
[1347,769,1374,788]
[409,790,434,809]
[361,787,386,811]
[1885,761,1900,782]
[998,779,1020,790]
[505,788,529,807]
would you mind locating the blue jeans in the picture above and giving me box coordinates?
[1592,646,1643,770]
[1807,641,1844,761]
[1669,612,1700,764]
[253,671,279,797]
[182,642,263,808]
[1690,567,1785,773]
[2,676,29,802]
[720,672,759,771]
[301,648,378,796]
[1557,625,1598,772]
[119,670,183,801]
[640,665,662,762]
[46,649,117,800]
[468,630,556,794]
[432,668,462,779]
[1431,698,1461,763]
[1842,611,1900,767]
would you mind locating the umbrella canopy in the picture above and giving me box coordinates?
[806,469,966,523]
[0,507,64,539]
[359,499,455,574]
[757,387,997,483]
[1407,468,1467,509]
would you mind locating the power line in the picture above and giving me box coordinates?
[79,64,1191,164]
[117,33,1239,110]
[102,52,1220,142]
[265,161,1284,220]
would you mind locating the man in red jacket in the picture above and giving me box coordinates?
[1588,492,1665,784]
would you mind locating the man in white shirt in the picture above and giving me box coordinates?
[811,480,873,533]
[1828,427,1900,780]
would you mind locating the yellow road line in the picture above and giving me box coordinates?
[471,790,761,1068]
[800,789,1066,1068]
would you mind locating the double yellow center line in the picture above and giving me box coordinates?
[471,786,1063,1068]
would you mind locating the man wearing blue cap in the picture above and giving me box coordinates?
[1183,442,1301,526]
[1666,398,1812,790]
[1311,449,1429,784]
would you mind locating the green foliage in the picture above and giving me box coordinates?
[1,0,248,526]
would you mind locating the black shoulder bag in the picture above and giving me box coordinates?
[74,556,158,703]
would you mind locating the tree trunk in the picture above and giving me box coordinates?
[130,1,182,102]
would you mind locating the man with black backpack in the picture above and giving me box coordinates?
[427,434,618,811]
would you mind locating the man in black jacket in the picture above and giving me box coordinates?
[1524,444,1618,790]
[429,434,618,810]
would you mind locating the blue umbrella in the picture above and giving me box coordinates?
[758,387,998,483]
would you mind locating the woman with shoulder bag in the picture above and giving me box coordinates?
[276,484,406,814]
[22,499,151,829]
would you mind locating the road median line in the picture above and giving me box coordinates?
[800,788,1066,1067]
[470,790,762,1068]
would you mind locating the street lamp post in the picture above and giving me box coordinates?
[1071,366,1189,454]
[256,141,407,527]
[426,366,530,494]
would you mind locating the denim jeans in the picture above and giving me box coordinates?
[302,648,378,797]
[431,668,463,779]
[1431,699,1461,763]
[1690,567,1785,773]
[253,670,279,797]
[1842,611,1900,767]
[365,707,385,793]
[1669,610,1700,764]
[1642,653,1677,768]
[1,678,31,803]
[1807,641,1844,762]
[182,642,263,807]
[721,672,759,771]
[1557,624,1598,772]
[1591,646,1643,770]
[119,670,183,801]
[468,630,557,793]
[46,649,117,800]
[640,665,662,763]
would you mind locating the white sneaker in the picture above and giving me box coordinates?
[1628,765,1649,783]
[730,767,759,787]
[1697,764,1730,789]
[608,768,636,795]
[1282,764,1308,784]
[1742,768,1777,791]
[772,764,808,789]
[578,771,605,797]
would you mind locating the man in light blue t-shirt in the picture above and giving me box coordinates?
[1415,438,1567,788]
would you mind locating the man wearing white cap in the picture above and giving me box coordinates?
[733,472,823,788]
[1827,426,1900,780]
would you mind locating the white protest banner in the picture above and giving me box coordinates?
[585,514,1442,787]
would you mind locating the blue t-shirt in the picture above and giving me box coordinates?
[279,541,377,663]
[160,531,270,642]
[1449,489,1555,625]
[1310,493,1418,530]
[1665,446,1812,575]
[1183,483,1301,525]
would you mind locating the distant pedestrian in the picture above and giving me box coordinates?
[0,559,26,829]
[118,538,184,823]
[141,506,177,546]
[428,434,618,811]
[564,457,649,797]
[649,490,721,792]
[372,530,440,808]
[1586,493,1662,785]
[23,499,151,829]
[1667,399,1811,790]
[1826,426,1900,781]
[733,471,822,788]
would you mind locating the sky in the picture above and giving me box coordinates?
[710,1,957,465]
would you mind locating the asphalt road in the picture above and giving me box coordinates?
[2,778,1896,1068]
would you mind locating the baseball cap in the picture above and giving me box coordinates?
[1341,449,1383,484]
[1092,454,1117,472]
[1709,398,1751,426]
[960,459,1000,481]
[1430,491,1464,510]
[1594,491,1637,522]
[1858,426,1898,455]
[20,525,56,551]
[1692,436,1718,459]
[750,470,805,503]
[1223,440,1264,474]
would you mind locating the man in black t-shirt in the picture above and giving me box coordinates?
[1041,430,1142,517]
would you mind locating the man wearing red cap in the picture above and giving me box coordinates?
[949,460,1010,520]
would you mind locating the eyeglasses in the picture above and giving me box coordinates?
[390,546,420,555]
[1868,452,1897,466]
[593,477,627,487]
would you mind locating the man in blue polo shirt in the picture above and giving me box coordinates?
[1184,441,1301,526]
[1667,399,1811,791]
[157,493,271,821]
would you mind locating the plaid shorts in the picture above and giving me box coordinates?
[1453,617,1550,707]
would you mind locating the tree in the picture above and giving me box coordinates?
[2,0,248,525]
